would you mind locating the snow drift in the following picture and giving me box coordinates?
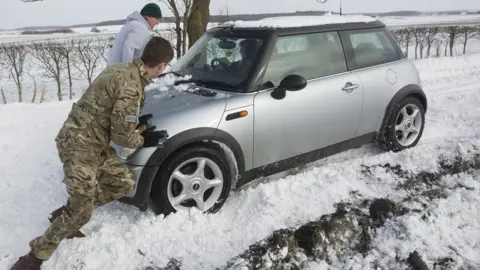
[0,54,480,270]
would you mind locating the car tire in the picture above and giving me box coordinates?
[379,97,425,152]
[150,142,232,216]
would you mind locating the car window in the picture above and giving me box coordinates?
[261,31,347,88]
[340,28,403,70]
[171,34,264,92]
[274,35,308,53]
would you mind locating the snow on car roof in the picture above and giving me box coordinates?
[222,14,378,29]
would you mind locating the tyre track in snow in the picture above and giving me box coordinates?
[1,55,480,270]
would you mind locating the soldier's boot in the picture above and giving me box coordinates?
[9,251,43,270]
[48,206,85,239]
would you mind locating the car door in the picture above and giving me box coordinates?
[252,31,364,168]
[339,28,405,136]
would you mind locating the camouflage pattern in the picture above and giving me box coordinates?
[55,58,153,153]
[28,58,151,261]
[30,148,136,260]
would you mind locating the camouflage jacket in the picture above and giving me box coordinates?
[55,58,153,154]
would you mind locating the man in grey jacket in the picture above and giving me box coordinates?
[107,3,162,65]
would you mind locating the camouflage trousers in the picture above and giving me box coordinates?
[29,146,135,260]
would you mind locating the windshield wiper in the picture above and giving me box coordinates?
[157,71,184,78]
[174,79,236,89]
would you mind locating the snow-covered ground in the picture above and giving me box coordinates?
[0,52,479,269]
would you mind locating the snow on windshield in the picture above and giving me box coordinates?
[223,14,377,29]
[145,73,192,100]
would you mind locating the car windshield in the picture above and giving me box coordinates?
[170,33,264,92]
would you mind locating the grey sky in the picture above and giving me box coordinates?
[1,0,479,29]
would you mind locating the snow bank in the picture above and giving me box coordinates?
[0,54,479,270]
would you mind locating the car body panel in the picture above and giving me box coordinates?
[111,86,228,167]
[217,94,256,171]
[353,60,421,136]
[252,72,364,168]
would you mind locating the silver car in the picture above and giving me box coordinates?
[113,16,427,215]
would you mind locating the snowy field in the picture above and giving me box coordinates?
[1,14,479,43]
[0,51,480,269]
[0,14,479,104]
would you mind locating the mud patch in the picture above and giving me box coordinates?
[220,153,480,270]
[222,198,407,270]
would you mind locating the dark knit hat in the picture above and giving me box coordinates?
[140,3,162,19]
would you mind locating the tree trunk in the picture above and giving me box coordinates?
[67,55,73,99]
[405,38,410,58]
[427,42,431,58]
[18,87,22,103]
[182,26,187,55]
[187,0,211,49]
[419,43,424,59]
[415,41,419,59]
[444,42,448,56]
[31,86,37,103]
[463,31,468,55]
[1,87,6,104]
[40,87,46,103]
[57,79,62,101]
[16,74,22,103]
[175,22,182,58]
[449,33,455,57]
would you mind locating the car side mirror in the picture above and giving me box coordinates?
[271,74,307,100]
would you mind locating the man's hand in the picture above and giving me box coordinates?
[136,114,153,129]
[141,126,169,147]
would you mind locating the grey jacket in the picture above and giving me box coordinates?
[107,12,152,65]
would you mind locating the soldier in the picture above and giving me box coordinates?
[10,36,174,270]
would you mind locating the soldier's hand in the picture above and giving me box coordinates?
[142,126,169,147]
[136,114,153,129]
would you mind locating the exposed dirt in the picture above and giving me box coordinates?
[146,153,480,270]
[218,154,480,270]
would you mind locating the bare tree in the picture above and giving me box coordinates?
[402,28,414,58]
[39,87,47,103]
[0,87,6,104]
[160,0,184,57]
[31,41,67,101]
[0,43,28,102]
[74,39,103,86]
[446,26,461,57]
[458,26,477,55]
[26,61,39,103]
[159,0,210,56]
[412,28,426,59]
[58,38,78,99]
[216,0,230,24]
[424,27,439,58]
[98,38,111,64]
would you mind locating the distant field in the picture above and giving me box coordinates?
[1,14,480,43]
[0,14,479,104]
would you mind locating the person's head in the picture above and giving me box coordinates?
[141,36,175,78]
[140,3,162,29]
[239,39,260,61]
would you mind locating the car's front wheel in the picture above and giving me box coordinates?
[150,143,232,216]
[379,97,425,152]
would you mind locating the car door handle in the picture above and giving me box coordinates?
[342,82,359,93]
